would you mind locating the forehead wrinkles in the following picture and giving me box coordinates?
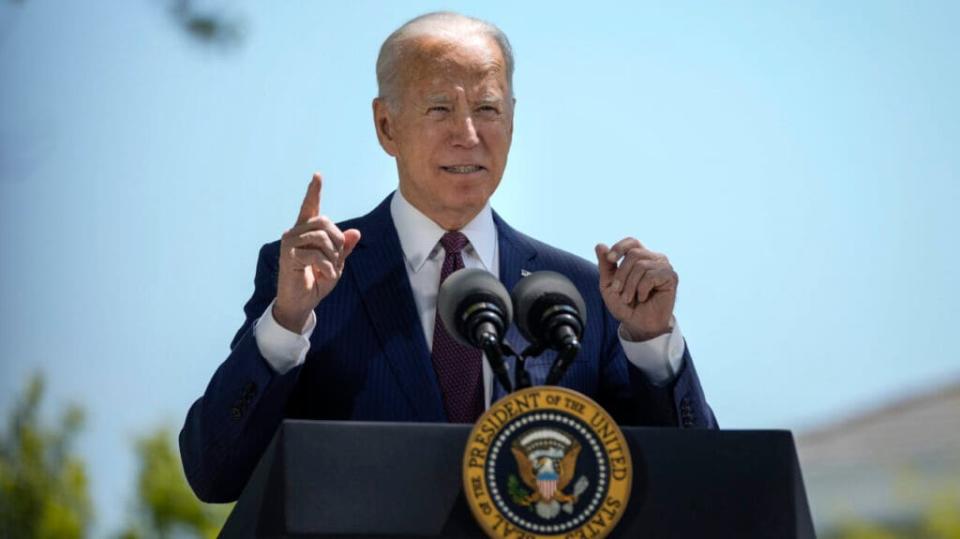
[400,35,506,95]
[424,73,505,101]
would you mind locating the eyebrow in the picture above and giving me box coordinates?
[476,96,503,106]
[424,94,503,105]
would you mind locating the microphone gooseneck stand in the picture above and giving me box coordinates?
[438,268,586,397]
[494,301,586,393]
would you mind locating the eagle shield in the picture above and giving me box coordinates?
[510,428,584,517]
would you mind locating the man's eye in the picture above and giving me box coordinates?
[427,106,450,114]
[477,106,500,116]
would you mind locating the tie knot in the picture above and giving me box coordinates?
[440,231,469,255]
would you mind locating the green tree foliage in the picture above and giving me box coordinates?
[118,427,231,539]
[168,0,244,47]
[5,0,243,48]
[0,373,92,539]
[824,482,960,539]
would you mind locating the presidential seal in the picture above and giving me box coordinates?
[463,386,632,539]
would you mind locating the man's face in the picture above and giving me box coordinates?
[374,34,514,229]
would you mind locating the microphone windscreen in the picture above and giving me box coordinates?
[437,268,513,347]
[511,271,587,345]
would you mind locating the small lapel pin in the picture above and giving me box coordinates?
[520,269,531,277]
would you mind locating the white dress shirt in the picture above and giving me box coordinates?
[253,190,686,408]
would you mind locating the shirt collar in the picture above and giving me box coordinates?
[389,189,497,274]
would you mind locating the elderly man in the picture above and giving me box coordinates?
[180,12,715,503]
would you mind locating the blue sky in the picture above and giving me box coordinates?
[1,0,958,534]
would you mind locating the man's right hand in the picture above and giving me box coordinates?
[273,173,362,333]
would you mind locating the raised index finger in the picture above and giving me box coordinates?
[296,173,323,225]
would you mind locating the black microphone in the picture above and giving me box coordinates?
[437,268,514,393]
[511,271,586,385]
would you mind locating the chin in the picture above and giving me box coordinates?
[445,183,494,210]
[441,196,484,216]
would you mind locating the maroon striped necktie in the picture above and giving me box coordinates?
[431,231,484,423]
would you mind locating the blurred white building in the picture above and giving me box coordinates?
[796,380,960,532]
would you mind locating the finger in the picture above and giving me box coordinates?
[595,243,616,287]
[289,245,328,268]
[295,173,323,225]
[324,220,345,250]
[635,268,677,303]
[606,237,644,264]
[620,259,655,304]
[286,216,344,250]
[611,248,646,292]
[304,216,345,250]
[291,247,337,279]
[290,230,339,264]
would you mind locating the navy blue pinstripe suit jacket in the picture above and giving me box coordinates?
[179,193,717,502]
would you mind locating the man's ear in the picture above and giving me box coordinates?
[372,98,398,157]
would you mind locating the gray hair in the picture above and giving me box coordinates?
[375,12,515,108]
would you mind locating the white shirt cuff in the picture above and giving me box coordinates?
[618,317,685,385]
[253,299,316,375]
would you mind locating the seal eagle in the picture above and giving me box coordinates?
[511,429,582,506]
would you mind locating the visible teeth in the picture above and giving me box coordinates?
[444,165,482,174]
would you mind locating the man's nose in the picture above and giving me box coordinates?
[450,112,480,148]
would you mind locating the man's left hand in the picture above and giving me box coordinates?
[595,238,678,341]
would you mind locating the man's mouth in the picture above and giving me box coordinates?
[441,165,486,174]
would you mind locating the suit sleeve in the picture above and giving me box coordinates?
[596,306,718,429]
[179,242,303,502]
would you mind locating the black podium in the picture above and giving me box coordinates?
[219,420,815,538]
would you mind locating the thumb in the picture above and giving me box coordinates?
[340,229,362,263]
[595,243,615,287]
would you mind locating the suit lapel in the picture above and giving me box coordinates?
[494,211,537,295]
[346,195,446,421]
[345,203,541,415]
[493,213,538,401]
